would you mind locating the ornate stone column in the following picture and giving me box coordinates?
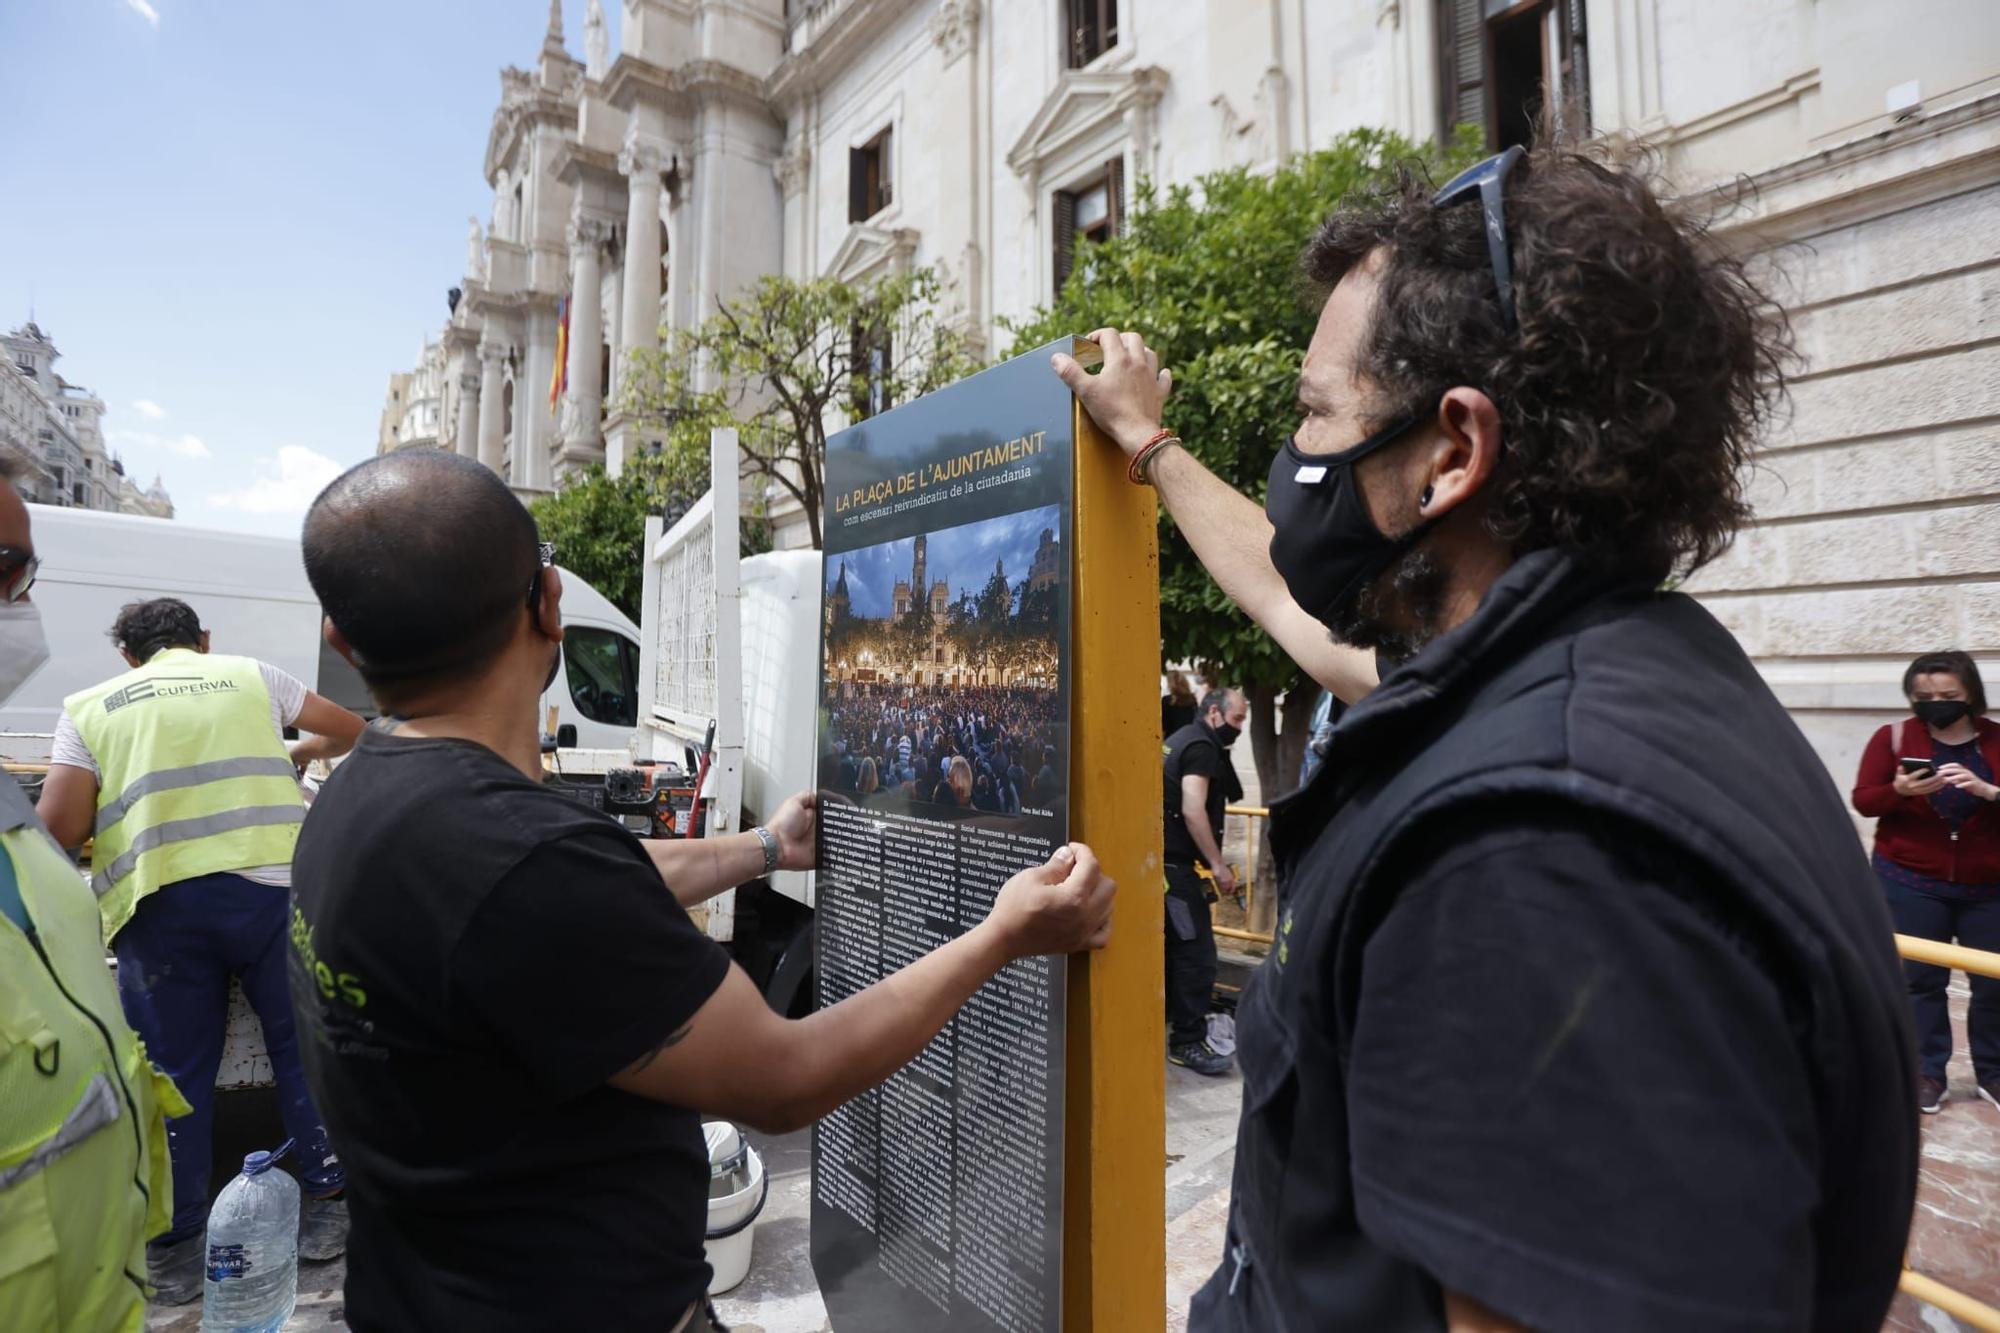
[476,340,508,475]
[930,0,984,354]
[617,135,669,394]
[454,370,481,459]
[774,134,811,279]
[561,212,613,460]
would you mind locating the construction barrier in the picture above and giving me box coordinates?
[1892,931,2000,1332]
[1211,804,1273,946]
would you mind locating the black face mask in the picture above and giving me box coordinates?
[1914,699,1971,729]
[1266,419,1435,630]
[1211,721,1242,748]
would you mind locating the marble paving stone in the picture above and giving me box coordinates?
[1898,980,2000,1330]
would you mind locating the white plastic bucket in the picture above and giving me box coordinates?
[703,1123,767,1295]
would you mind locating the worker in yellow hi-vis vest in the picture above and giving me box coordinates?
[37,595,364,1305]
[0,456,189,1332]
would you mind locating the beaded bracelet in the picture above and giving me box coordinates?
[1127,428,1179,485]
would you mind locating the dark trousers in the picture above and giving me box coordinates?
[1880,866,2000,1083]
[1164,863,1218,1048]
[113,870,344,1242]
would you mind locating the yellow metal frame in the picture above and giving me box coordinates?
[1892,931,2000,1331]
[1214,798,2000,1329]
[1214,804,1273,946]
[1064,361,1167,1330]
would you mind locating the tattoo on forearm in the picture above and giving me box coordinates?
[628,1022,693,1074]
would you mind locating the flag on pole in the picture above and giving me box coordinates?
[549,294,570,411]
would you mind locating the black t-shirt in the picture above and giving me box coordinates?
[1275,804,1840,1329]
[288,727,731,1331]
[1163,723,1237,867]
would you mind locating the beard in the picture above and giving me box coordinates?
[1324,544,1449,664]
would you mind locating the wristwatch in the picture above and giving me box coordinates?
[752,825,780,875]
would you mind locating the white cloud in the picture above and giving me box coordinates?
[123,0,160,26]
[131,399,167,420]
[104,427,210,458]
[207,445,342,516]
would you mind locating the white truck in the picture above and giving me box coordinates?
[2,503,647,758]
[548,430,825,1017]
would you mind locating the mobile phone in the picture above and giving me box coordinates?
[1900,758,1936,777]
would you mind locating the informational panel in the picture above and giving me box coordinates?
[811,341,1075,1331]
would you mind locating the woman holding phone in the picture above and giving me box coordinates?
[1853,651,2000,1115]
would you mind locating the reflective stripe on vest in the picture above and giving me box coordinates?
[92,755,299,840]
[90,802,304,899]
[64,650,303,940]
[0,1073,119,1192]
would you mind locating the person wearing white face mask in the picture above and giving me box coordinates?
[0,449,189,1332]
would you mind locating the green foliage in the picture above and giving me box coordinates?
[1005,127,1482,690]
[619,268,982,550]
[528,444,768,622]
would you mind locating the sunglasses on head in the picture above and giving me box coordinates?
[0,546,37,604]
[527,541,556,608]
[1431,145,1526,332]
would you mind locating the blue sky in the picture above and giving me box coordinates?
[830,505,1062,620]
[0,2,577,535]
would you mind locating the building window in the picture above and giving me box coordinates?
[1052,156,1124,295]
[1064,0,1118,69]
[849,127,893,223]
[1436,0,1588,150]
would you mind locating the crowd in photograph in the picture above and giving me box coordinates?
[820,684,1065,815]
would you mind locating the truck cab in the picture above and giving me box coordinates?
[550,432,825,1016]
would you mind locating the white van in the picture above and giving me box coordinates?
[1,504,643,759]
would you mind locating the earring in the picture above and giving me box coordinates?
[1420,485,1435,510]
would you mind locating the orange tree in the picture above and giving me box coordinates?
[1005,127,1478,813]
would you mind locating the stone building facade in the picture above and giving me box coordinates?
[391,0,1998,795]
[377,337,449,455]
[1,320,172,518]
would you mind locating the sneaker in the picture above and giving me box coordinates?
[1169,1041,1233,1077]
[1919,1075,1947,1115]
[299,1192,349,1262]
[1981,1083,2000,1114]
[146,1232,203,1305]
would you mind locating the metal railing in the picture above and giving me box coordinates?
[1892,931,2000,1331]
[1209,803,1273,945]
[1209,801,2000,1328]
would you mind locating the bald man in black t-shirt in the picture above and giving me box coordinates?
[291,452,1117,1331]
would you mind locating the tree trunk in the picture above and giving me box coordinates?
[1276,680,1319,802]
[802,428,825,549]
[1244,682,1281,937]
[1240,679,1321,937]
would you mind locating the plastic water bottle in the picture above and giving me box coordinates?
[200,1145,299,1333]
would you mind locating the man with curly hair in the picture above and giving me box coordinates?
[1056,143,1917,1332]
